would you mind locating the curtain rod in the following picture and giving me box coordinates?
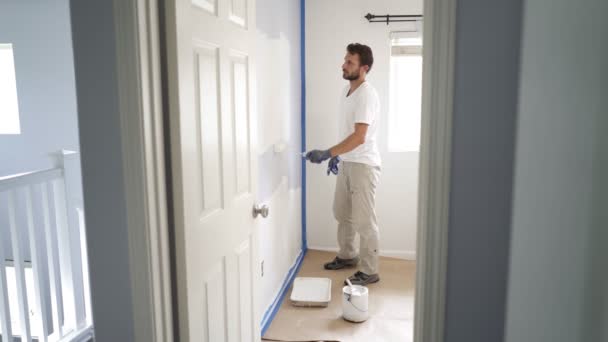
[364,13,423,25]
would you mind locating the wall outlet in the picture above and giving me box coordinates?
[261,260,264,277]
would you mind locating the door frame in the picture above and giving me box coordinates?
[414,0,456,341]
[112,0,174,341]
[110,0,457,341]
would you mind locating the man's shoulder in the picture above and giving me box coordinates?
[361,82,379,98]
[362,81,375,89]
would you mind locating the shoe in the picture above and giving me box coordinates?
[324,256,359,270]
[345,271,380,285]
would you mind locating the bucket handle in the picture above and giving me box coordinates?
[345,293,368,313]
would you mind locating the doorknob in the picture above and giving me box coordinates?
[253,204,269,218]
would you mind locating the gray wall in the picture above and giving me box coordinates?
[70,1,135,340]
[505,1,608,341]
[584,87,608,342]
[587,104,608,341]
[443,1,523,341]
[0,0,80,175]
[591,84,608,341]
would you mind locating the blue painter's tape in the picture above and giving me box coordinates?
[260,248,308,336]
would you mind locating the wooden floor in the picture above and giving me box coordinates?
[262,249,416,342]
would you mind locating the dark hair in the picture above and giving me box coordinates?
[347,43,374,72]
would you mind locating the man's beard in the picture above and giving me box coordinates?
[342,70,360,81]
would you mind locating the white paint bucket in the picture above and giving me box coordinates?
[342,285,369,322]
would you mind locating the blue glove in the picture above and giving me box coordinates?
[306,149,331,164]
[327,156,340,175]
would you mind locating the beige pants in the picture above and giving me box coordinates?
[333,161,381,275]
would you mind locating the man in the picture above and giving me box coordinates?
[306,43,381,286]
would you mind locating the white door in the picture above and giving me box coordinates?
[164,0,259,341]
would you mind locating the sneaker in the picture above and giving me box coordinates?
[345,271,380,285]
[323,256,359,270]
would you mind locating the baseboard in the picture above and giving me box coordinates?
[381,249,417,261]
[307,246,416,261]
[260,248,307,337]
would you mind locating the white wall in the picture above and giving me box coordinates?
[0,0,80,176]
[255,0,303,316]
[504,0,608,341]
[305,0,423,259]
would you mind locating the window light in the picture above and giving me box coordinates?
[388,34,422,152]
[0,44,21,135]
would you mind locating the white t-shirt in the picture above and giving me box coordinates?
[338,81,381,167]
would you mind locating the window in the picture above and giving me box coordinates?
[0,44,21,134]
[388,32,422,152]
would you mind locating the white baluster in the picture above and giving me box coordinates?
[0,166,92,341]
[76,206,92,326]
[8,189,32,342]
[52,178,77,333]
[53,151,86,330]
[0,198,13,342]
[42,182,64,339]
[59,152,86,329]
[25,186,49,342]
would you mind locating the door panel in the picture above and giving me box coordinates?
[236,239,253,341]
[228,0,248,27]
[205,260,227,341]
[230,53,251,196]
[165,0,259,340]
[195,45,224,215]
[193,0,218,15]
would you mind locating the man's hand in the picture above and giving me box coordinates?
[327,156,340,175]
[306,149,331,164]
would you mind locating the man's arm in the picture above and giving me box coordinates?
[305,123,368,163]
[329,123,368,157]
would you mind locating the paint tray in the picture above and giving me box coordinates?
[290,277,332,307]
